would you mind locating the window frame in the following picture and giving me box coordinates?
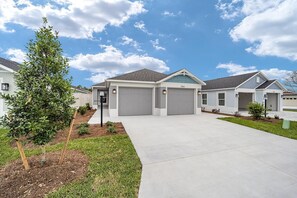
[218,92,226,106]
[202,93,207,105]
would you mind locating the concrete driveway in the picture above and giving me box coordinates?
[119,113,297,198]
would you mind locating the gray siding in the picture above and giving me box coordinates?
[202,90,235,108]
[226,90,236,108]
[267,83,282,90]
[255,91,264,103]
[167,88,194,115]
[93,88,98,105]
[207,92,217,106]
[239,74,265,89]
[118,87,152,116]
[109,86,117,109]
[155,87,160,108]
[197,94,201,108]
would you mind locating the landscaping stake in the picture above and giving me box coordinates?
[59,110,77,164]
[16,140,30,170]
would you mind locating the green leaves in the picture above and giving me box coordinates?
[1,18,75,146]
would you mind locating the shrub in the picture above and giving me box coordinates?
[106,121,114,127]
[107,126,117,133]
[274,115,280,119]
[78,126,89,136]
[248,102,265,120]
[85,103,92,110]
[77,122,90,136]
[78,106,87,115]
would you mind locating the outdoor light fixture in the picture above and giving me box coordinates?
[235,93,239,98]
[197,90,202,95]
[162,89,167,95]
[112,89,117,94]
[264,93,268,100]
[1,83,9,91]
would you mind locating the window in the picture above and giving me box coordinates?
[202,94,207,105]
[256,76,260,83]
[218,93,225,106]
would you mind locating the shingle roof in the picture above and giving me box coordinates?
[202,72,258,90]
[256,80,276,89]
[93,82,106,87]
[0,57,20,71]
[107,68,168,82]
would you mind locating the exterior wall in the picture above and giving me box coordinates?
[92,87,109,109]
[155,87,166,109]
[201,89,237,114]
[109,86,117,109]
[165,75,198,84]
[72,92,92,108]
[267,83,282,90]
[0,72,17,116]
[239,74,265,89]
[267,93,278,111]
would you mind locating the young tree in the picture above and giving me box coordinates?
[285,71,297,92]
[1,18,74,167]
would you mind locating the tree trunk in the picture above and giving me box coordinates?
[59,110,77,164]
[16,140,30,170]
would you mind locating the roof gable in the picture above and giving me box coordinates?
[165,75,198,84]
[202,72,258,90]
[256,80,286,91]
[0,57,20,72]
[157,69,206,85]
[107,68,167,82]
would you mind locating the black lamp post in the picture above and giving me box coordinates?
[264,93,268,118]
[99,91,104,127]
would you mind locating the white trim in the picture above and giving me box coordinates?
[0,64,16,73]
[156,69,206,85]
[202,87,235,92]
[106,79,155,84]
[236,88,256,93]
[235,72,269,89]
[202,93,208,105]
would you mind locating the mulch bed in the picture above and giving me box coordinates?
[238,115,282,124]
[0,150,88,198]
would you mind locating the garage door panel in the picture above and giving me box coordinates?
[119,87,153,116]
[167,88,194,115]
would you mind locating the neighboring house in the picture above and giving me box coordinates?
[0,57,19,117]
[92,68,206,116]
[201,71,286,114]
[282,92,297,110]
[71,86,92,108]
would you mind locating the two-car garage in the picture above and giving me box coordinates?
[118,87,196,116]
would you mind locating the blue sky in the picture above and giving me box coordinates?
[0,0,296,87]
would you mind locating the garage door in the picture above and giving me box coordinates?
[167,88,194,115]
[119,87,153,116]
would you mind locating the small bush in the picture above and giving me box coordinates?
[107,126,117,133]
[77,122,89,129]
[274,115,280,119]
[106,121,114,127]
[248,102,265,120]
[78,106,87,115]
[77,122,90,136]
[85,103,92,110]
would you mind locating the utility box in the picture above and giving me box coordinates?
[282,120,290,129]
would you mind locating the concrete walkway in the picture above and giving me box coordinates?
[118,113,297,198]
[240,111,297,121]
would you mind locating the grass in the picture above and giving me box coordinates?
[219,117,297,140]
[0,128,142,197]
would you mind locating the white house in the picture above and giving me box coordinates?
[92,68,206,117]
[201,71,287,114]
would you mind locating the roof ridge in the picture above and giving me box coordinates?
[204,71,259,82]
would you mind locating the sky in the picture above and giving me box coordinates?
[0,0,296,87]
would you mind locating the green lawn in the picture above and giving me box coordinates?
[0,129,142,197]
[219,117,297,140]
[283,109,297,112]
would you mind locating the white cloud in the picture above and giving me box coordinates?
[184,22,196,28]
[0,0,146,39]
[120,36,142,51]
[216,62,292,80]
[150,39,166,51]
[5,48,26,63]
[134,21,152,35]
[217,0,297,61]
[162,11,182,17]
[216,62,257,75]
[69,45,170,83]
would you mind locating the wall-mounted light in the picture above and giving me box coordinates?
[162,89,167,95]
[235,93,239,98]
[264,93,268,100]
[112,89,117,94]
[197,90,201,95]
[1,83,9,91]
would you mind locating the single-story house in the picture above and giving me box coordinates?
[201,71,287,114]
[92,68,206,116]
[71,86,92,108]
[0,57,19,117]
[282,92,297,110]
